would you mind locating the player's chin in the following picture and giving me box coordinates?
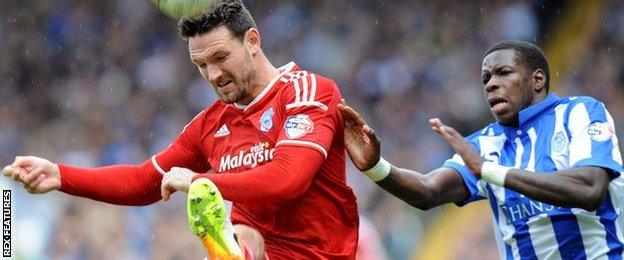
[492,110,515,125]
[217,92,238,104]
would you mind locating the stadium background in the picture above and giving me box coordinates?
[1,0,623,259]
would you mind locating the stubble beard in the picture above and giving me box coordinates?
[220,64,256,105]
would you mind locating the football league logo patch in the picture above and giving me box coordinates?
[260,107,275,132]
[588,122,614,142]
[284,114,314,139]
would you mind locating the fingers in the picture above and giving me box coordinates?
[11,156,31,168]
[161,174,172,201]
[337,99,368,126]
[429,118,444,134]
[429,118,462,139]
[21,166,44,185]
[161,187,172,201]
[7,166,26,181]
[21,167,43,194]
[362,124,381,146]
[29,174,47,192]
[2,165,13,177]
[429,118,466,147]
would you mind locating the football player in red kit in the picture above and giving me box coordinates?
[2,0,359,259]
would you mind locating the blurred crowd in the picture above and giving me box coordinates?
[1,0,623,259]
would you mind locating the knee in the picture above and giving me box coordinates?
[234,224,265,260]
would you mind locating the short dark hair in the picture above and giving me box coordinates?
[484,41,551,92]
[178,0,256,42]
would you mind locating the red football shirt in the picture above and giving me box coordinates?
[152,62,359,259]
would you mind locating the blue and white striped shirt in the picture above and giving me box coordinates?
[443,93,624,259]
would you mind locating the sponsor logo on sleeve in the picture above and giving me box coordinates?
[587,122,614,142]
[284,114,314,139]
[260,107,275,132]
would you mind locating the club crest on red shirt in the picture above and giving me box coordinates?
[260,107,275,132]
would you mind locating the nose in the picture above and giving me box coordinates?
[205,64,223,83]
[484,76,500,93]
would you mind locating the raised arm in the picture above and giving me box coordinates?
[337,99,469,210]
[429,117,614,211]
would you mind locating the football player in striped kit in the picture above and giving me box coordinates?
[339,40,624,259]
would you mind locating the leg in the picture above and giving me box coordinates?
[234,224,265,260]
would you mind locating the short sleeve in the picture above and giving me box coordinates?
[442,153,488,206]
[275,72,341,158]
[152,110,211,174]
[566,97,623,179]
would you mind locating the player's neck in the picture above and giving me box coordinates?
[243,56,279,104]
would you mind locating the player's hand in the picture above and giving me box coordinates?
[429,118,483,177]
[161,167,196,201]
[337,99,381,171]
[2,156,61,194]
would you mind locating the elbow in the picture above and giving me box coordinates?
[399,176,442,211]
[580,200,601,212]
[409,201,435,211]
[580,196,605,212]
[579,188,607,212]
[405,188,439,211]
[271,181,311,201]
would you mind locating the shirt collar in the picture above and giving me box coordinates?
[518,93,560,126]
[495,93,560,130]
[233,61,298,111]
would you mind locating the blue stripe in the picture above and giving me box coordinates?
[519,134,532,170]
[596,192,624,260]
[510,220,538,260]
[486,186,514,260]
[535,110,557,173]
[547,211,586,259]
[508,133,538,259]
[540,112,587,257]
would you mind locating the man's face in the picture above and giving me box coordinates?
[481,49,535,125]
[188,26,256,104]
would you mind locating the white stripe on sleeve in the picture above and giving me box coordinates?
[568,103,592,166]
[151,155,166,175]
[276,140,328,158]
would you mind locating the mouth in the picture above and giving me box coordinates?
[216,80,233,88]
[488,97,509,112]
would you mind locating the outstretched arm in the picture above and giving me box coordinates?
[337,99,469,210]
[2,156,163,206]
[376,167,469,210]
[429,118,611,211]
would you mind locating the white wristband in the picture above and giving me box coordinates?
[362,157,391,182]
[480,162,511,187]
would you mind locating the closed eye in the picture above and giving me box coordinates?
[215,55,227,62]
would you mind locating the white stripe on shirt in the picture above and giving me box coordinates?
[568,103,592,166]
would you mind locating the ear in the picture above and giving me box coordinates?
[532,68,546,92]
[244,28,261,56]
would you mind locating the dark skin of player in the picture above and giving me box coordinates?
[338,49,611,211]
